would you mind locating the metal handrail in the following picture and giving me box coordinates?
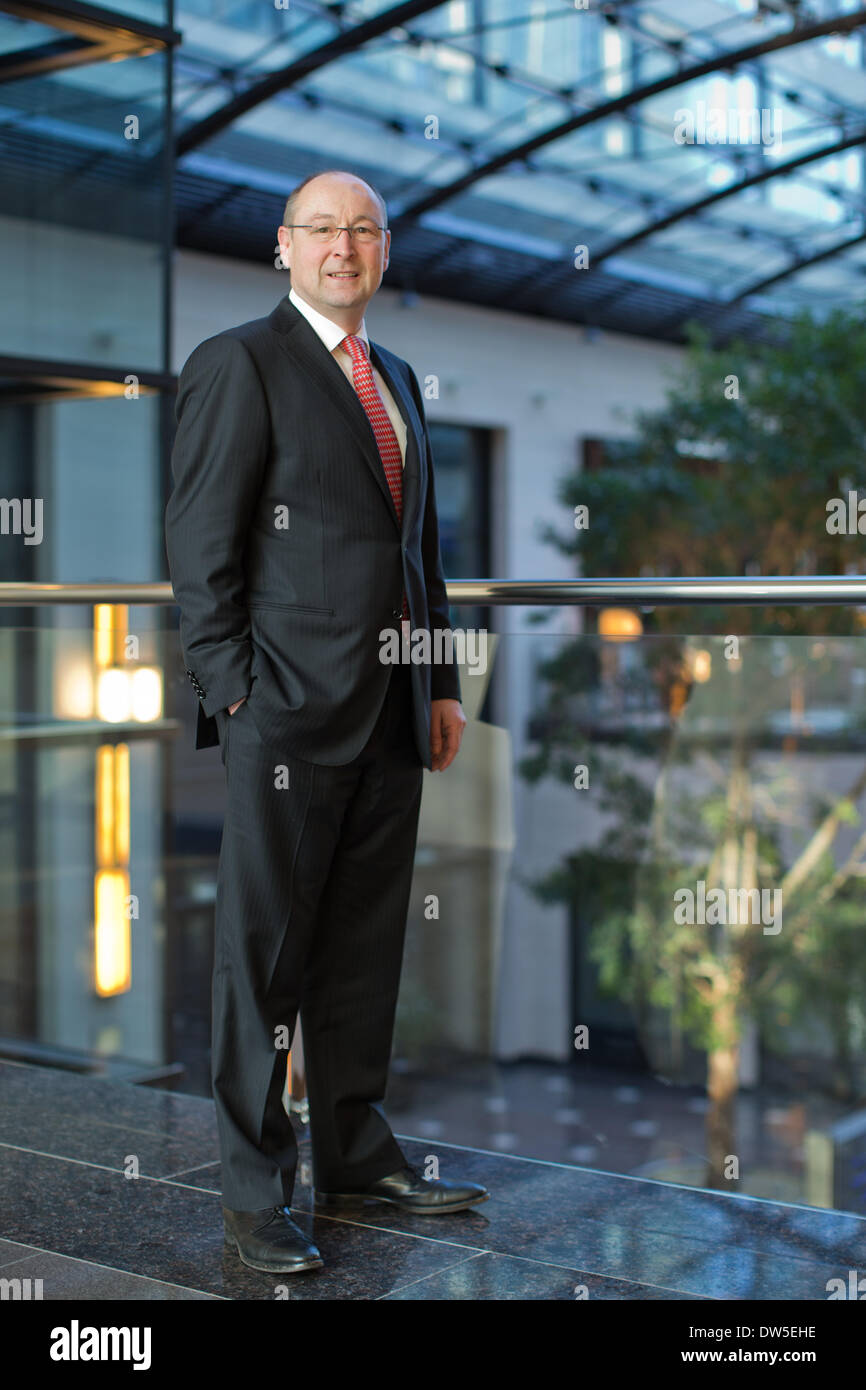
[2,577,866,605]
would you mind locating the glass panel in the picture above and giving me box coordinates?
[0,614,173,1074]
[0,389,164,584]
[170,0,866,317]
[0,49,169,370]
[428,421,490,634]
[3,622,866,1216]
[0,14,67,57]
[78,0,169,22]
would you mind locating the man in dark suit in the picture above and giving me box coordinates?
[165,169,488,1275]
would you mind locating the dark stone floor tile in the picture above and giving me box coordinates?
[0,1061,220,1179]
[0,1245,220,1299]
[506,1162,866,1263]
[3,1063,863,1300]
[0,1237,38,1267]
[0,1148,480,1300]
[383,1250,707,1300]
[388,1138,866,1259]
[160,1160,222,1191]
[290,1139,865,1300]
[172,1140,312,1196]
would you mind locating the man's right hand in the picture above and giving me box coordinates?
[228,697,246,716]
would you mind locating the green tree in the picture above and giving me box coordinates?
[524,310,866,1190]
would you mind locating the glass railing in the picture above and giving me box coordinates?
[0,5,173,372]
[2,581,866,1217]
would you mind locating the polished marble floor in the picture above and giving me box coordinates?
[0,1059,864,1301]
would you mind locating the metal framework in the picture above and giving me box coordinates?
[5,577,866,607]
[7,0,866,342]
[728,227,866,302]
[506,128,866,310]
[0,0,179,80]
[389,7,866,225]
[175,0,449,158]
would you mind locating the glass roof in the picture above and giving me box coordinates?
[168,0,866,328]
[10,0,866,338]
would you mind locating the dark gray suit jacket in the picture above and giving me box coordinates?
[164,292,461,771]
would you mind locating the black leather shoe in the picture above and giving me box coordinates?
[314,1164,489,1214]
[222,1204,323,1273]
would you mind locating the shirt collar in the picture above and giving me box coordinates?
[289,285,369,356]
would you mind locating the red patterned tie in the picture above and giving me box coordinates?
[341,334,409,622]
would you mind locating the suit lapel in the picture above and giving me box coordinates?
[269,295,421,538]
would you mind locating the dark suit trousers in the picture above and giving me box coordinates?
[211,660,424,1209]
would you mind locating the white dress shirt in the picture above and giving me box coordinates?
[288,285,407,467]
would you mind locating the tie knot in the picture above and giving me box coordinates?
[342,334,367,362]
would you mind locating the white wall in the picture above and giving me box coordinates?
[173,249,685,1061]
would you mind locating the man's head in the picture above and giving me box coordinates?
[277,170,390,331]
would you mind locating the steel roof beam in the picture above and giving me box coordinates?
[728,226,866,301]
[594,131,866,267]
[176,0,448,158]
[391,7,866,223]
[644,224,866,337]
[506,127,866,307]
[0,0,178,80]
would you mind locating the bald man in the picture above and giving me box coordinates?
[165,169,488,1275]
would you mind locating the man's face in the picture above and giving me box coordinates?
[277,176,390,326]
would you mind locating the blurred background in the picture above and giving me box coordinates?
[3,0,866,1219]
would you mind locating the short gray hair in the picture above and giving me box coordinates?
[282,170,387,230]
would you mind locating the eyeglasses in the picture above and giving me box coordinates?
[285,222,386,243]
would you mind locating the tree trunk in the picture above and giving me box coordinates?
[703,722,751,1188]
[706,1033,740,1188]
